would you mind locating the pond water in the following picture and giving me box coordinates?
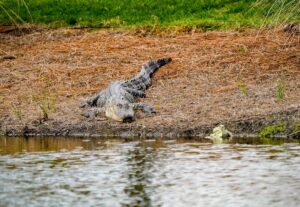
[0,137,299,207]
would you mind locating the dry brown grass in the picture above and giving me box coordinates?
[0,27,299,133]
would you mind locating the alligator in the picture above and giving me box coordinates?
[80,58,172,122]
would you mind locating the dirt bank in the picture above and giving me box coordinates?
[0,27,299,138]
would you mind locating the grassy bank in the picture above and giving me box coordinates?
[0,0,299,30]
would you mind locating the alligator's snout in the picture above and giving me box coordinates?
[123,116,134,123]
[105,102,135,122]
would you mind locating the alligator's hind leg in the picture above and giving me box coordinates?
[81,107,105,119]
[123,87,146,98]
[133,103,155,114]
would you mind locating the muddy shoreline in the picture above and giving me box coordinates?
[1,27,299,139]
[4,107,300,139]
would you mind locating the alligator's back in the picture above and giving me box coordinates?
[122,58,172,91]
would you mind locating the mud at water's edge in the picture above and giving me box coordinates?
[2,107,300,139]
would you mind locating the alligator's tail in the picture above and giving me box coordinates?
[142,58,172,77]
[122,58,172,91]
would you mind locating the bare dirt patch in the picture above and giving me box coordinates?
[0,27,299,137]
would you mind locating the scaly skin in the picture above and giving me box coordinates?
[80,58,172,122]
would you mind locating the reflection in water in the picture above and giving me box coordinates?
[0,137,300,207]
[123,143,155,207]
[0,136,125,154]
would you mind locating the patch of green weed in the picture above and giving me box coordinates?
[275,80,285,101]
[237,80,249,95]
[292,120,300,134]
[31,94,57,121]
[237,45,248,53]
[12,107,23,121]
[0,130,5,136]
[260,123,286,138]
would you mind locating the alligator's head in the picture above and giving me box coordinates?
[105,102,135,122]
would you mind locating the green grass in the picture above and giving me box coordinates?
[0,0,299,30]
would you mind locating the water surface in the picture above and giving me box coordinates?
[0,137,299,207]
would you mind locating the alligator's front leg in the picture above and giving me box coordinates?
[80,89,108,108]
[133,103,156,114]
[79,94,100,108]
[81,107,105,119]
